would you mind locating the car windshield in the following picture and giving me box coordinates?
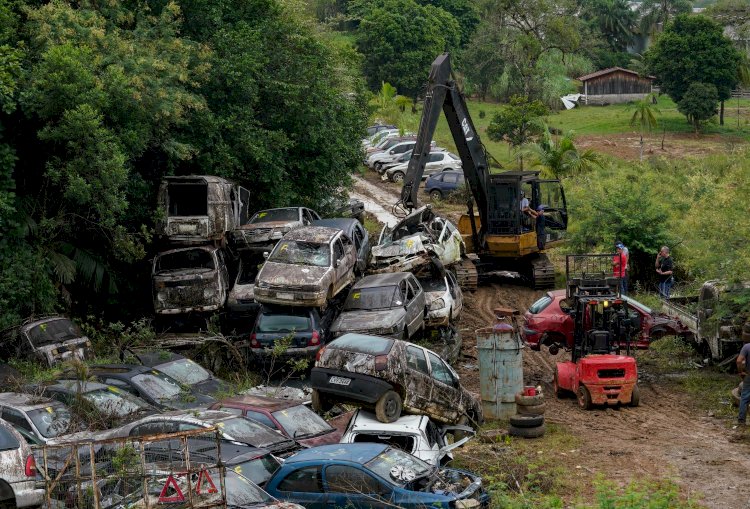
[27,319,82,346]
[132,372,183,400]
[418,278,446,293]
[232,454,282,486]
[344,286,403,311]
[257,313,311,333]
[249,209,298,224]
[365,447,432,486]
[225,470,276,506]
[155,359,211,386]
[331,335,395,355]
[85,388,149,417]
[27,403,71,438]
[271,405,332,438]
[156,249,214,273]
[220,417,293,449]
[268,240,330,268]
[448,152,460,160]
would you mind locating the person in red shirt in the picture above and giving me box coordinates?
[613,243,628,295]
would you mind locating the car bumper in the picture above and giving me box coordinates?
[155,304,222,315]
[13,481,45,508]
[426,308,451,327]
[251,345,320,360]
[254,288,327,308]
[311,368,393,405]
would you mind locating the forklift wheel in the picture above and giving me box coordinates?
[577,385,592,410]
[630,384,641,407]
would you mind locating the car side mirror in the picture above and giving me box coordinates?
[262,252,269,259]
[333,259,339,268]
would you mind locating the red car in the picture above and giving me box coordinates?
[209,395,345,448]
[522,290,688,352]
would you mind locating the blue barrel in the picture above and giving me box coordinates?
[477,321,524,419]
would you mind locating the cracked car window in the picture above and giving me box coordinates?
[269,240,331,268]
[344,286,403,311]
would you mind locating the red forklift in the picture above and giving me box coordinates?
[553,254,641,409]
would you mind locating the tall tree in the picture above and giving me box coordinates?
[356,0,461,99]
[628,95,660,161]
[638,0,692,36]
[645,15,741,125]
[581,0,637,52]
[458,20,506,100]
[415,0,481,45]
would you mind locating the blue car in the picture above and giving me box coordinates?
[265,443,489,509]
[424,170,465,201]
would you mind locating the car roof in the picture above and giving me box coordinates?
[283,226,340,243]
[352,273,411,288]
[216,395,301,412]
[143,409,235,422]
[46,380,111,393]
[350,410,425,432]
[0,392,62,411]
[285,443,388,464]
[20,315,74,332]
[157,245,218,256]
[311,218,358,234]
[89,364,158,377]
[131,351,186,367]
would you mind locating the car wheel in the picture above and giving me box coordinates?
[577,385,592,410]
[375,390,402,423]
[392,171,405,183]
[430,190,442,201]
[374,162,382,172]
[311,389,332,414]
[630,384,640,407]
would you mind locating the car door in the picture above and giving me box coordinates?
[331,237,348,294]
[424,152,443,177]
[323,465,393,509]
[273,465,326,509]
[340,234,356,280]
[407,276,426,336]
[403,279,420,337]
[353,223,371,270]
[404,345,433,410]
[441,172,459,192]
[446,271,463,320]
[426,351,462,423]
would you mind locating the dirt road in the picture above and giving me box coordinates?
[352,173,750,507]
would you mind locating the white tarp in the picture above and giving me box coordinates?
[560,93,582,110]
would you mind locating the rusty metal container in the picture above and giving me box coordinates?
[477,307,524,419]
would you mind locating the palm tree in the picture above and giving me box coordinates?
[369,82,410,126]
[628,94,660,161]
[639,0,692,36]
[523,130,603,178]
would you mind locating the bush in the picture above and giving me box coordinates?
[677,82,719,133]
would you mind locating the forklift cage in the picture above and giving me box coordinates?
[566,254,621,299]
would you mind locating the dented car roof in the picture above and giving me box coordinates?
[283,226,342,243]
[352,272,413,288]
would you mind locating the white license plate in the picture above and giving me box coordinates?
[276,292,294,300]
[329,376,351,386]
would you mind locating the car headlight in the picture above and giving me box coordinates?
[157,291,167,303]
[203,288,217,299]
[257,281,269,289]
[270,231,284,240]
[429,298,446,311]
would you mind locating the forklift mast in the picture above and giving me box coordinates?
[398,53,490,248]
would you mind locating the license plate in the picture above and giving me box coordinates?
[276,292,294,300]
[329,376,351,386]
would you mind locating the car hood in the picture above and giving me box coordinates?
[331,309,405,332]
[229,283,255,301]
[257,262,330,286]
[160,391,216,410]
[238,221,301,231]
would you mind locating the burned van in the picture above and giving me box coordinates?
[152,246,230,315]
[2,316,92,367]
[156,176,250,245]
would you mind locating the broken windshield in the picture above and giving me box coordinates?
[272,405,331,438]
[365,447,431,486]
[418,278,447,293]
[344,286,403,311]
[269,240,330,268]
[249,209,298,224]
[220,417,294,450]
[27,319,82,346]
[156,249,215,273]
[28,403,71,438]
[132,372,183,400]
[155,359,211,386]
[85,388,149,417]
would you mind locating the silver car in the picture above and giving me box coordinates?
[367,140,417,171]
[0,419,45,507]
[231,207,321,254]
[254,226,357,308]
[330,273,426,340]
[0,393,72,445]
[386,151,461,183]
[419,271,464,327]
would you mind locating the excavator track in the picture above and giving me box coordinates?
[453,256,479,291]
[530,253,556,289]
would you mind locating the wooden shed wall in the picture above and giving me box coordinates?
[585,71,652,95]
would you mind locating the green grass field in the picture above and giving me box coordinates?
[386,95,750,167]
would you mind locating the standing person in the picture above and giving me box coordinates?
[520,190,537,231]
[535,205,546,250]
[656,246,674,299]
[737,323,750,426]
[613,243,628,295]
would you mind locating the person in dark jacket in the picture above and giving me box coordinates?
[535,205,546,251]
[656,246,674,299]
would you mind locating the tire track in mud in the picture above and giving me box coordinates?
[458,285,750,509]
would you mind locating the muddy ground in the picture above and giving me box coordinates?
[354,173,750,508]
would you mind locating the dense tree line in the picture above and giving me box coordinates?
[0,0,367,328]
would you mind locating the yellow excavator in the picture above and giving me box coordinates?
[397,53,568,289]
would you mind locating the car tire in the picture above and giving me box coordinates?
[430,190,442,201]
[515,393,544,406]
[375,390,402,423]
[392,171,405,183]
[509,414,545,428]
[630,384,640,407]
[517,403,546,416]
[509,424,546,439]
[311,389,332,414]
[577,385,592,410]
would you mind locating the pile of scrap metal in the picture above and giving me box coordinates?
[369,205,478,290]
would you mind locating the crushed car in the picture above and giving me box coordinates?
[419,268,463,328]
[340,409,473,466]
[1,316,92,367]
[369,205,464,276]
[329,273,426,340]
[312,218,371,274]
[254,226,357,308]
[311,333,483,426]
[0,393,72,445]
[152,245,230,315]
[264,443,489,509]
[231,207,321,254]
[155,175,250,245]
[227,258,261,318]
[130,351,229,397]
